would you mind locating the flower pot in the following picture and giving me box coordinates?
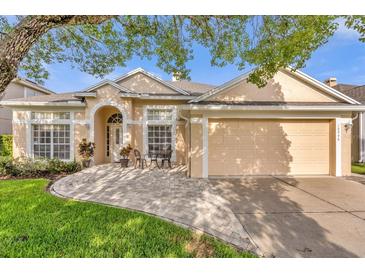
[82,159,91,168]
[120,158,129,168]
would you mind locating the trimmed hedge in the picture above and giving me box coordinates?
[0,157,81,178]
[0,135,12,157]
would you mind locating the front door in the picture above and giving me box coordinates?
[108,124,123,162]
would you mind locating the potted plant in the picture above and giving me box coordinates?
[120,144,133,167]
[78,138,95,168]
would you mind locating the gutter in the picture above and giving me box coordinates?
[0,101,85,107]
[179,104,365,112]
[359,113,364,163]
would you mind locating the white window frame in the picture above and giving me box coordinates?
[143,106,177,161]
[29,111,74,161]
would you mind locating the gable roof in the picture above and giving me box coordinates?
[12,77,55,95]
[189,68,361,105]
[114,68,190,96]
[82,79,134,93]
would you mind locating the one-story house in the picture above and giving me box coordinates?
[1,67,365,177]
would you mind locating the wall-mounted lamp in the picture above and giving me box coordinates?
[344,123,353,131]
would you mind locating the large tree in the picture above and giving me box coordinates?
[0,15,363,97]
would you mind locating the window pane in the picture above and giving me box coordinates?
[32,124,70,160]
[31,112,70,120]
[147,125,172,153]
[53,124,70,160]
[147,109,173,121]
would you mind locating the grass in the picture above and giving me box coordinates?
[0,179,256,258]
[352,163,365,175]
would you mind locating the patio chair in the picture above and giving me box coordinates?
[160,145,173,169]
[148,150,160,169]
[133,149,147,169]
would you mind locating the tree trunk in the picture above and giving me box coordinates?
[0,15,114,97]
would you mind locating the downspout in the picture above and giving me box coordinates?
[357,113,363,162]
[178,110,191,176]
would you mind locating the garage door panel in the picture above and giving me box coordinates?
[208,119,329,176]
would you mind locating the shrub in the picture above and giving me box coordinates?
[0,135,12,157]
[0,157,81,178]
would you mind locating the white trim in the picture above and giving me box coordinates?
[0,101,85,107]
[23,87,27,99]
[114,67,190,96]
[13,119,90,125]
[180,104,365,112]
[74,92,97,97]
[89,99,129,145]
[335,117,353,176]
[27,111,75,161]
[335,118,342,176]
[202,117,208,178]
[25,111,31,157]
[120,94,195,100]
[190,68,360,105]
[70,112,75,161]
[201,111,351,119]
[143,105,177,161]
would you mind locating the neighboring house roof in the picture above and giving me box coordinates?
[189,68,360,105]
[12,77,55,95]
[5,92,81,103]
[332,84,365,104]
[332,83,358,93]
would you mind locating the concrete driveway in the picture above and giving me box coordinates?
[52,164,365,258]
[209,176,365,257]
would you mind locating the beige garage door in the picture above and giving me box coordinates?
[208,119,330,176]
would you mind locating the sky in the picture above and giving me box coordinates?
[26,20,365,93]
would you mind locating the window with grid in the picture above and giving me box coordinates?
[32,124,71,160]
[53,125,71,160]
[31,112,70,120]
[147,125,172,153]
[147,109,172,121]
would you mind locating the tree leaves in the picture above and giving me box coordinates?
[1,15,364,88]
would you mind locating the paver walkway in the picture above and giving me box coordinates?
[51,164,256,253]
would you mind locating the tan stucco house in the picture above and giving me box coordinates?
[0,78,54,134]
[1,67,365,177]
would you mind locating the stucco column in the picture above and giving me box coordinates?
[190,118,204,178]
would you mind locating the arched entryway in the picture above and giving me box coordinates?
[93,105,124,164]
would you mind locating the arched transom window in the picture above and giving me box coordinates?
[107,113,123,124]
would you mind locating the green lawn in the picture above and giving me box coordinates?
[0,179,255,258]
[352,163,365,175]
